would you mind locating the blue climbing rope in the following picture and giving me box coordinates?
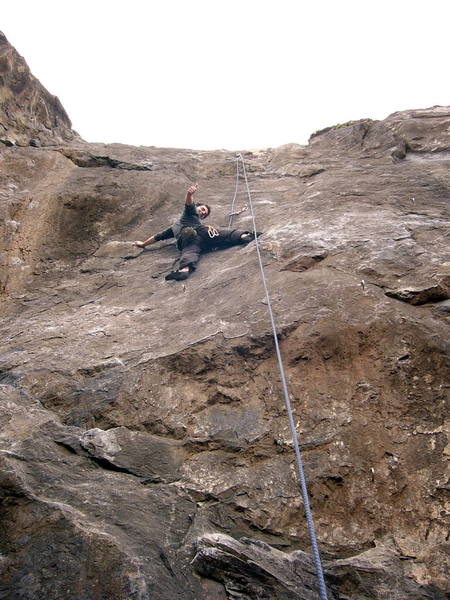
[234,153,329,600]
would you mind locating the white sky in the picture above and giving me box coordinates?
[2,0,449,150]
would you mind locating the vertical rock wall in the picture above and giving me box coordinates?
[0,33,449,600]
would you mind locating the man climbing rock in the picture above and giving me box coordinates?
[134,183,257,281]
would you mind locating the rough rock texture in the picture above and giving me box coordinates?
[0,37,449,600]
[192,534,443,600]
[0,31,78,146]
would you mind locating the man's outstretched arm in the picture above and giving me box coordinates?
[135,227,174,248]
[134,235,156,248]
[185,183,198,206]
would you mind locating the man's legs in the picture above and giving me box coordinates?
[166,226,260,281]
[179,240,202,270]
[166,228,202,281]
[203,227,258,249]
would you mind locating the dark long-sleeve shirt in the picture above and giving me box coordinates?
[154,203,202,241]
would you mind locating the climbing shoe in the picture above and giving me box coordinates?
[165,269,190,281]
[240,231,262,244]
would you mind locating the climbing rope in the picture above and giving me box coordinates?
[228,158,248,225]
[233,153,329,600]
[228,156,241,227]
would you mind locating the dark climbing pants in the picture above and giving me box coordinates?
[177,226,250,270]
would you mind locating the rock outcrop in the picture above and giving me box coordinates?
[0,32,78,146]
[0,34,449,600]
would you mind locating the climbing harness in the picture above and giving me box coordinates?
[232,154,329,600]
[207,225,220,239]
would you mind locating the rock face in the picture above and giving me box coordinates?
[0,31,78,146]
[0,36,449,600]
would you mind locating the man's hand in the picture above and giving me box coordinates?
[134,235,156,247]
[185,183,198,205]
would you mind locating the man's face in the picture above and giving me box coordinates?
[197,205,209,219]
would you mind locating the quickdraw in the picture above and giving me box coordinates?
[228,203,248,218]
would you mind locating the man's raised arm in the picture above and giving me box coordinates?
[185,183,198,205]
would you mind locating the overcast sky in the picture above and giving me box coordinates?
[3,0,449,150]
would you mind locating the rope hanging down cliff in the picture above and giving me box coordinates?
[231,154,329,600]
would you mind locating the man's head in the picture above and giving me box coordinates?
[197,204,211,219]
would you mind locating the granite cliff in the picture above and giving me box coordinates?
[0,31,449,600]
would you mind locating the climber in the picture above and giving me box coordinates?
[134,183,258,281]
